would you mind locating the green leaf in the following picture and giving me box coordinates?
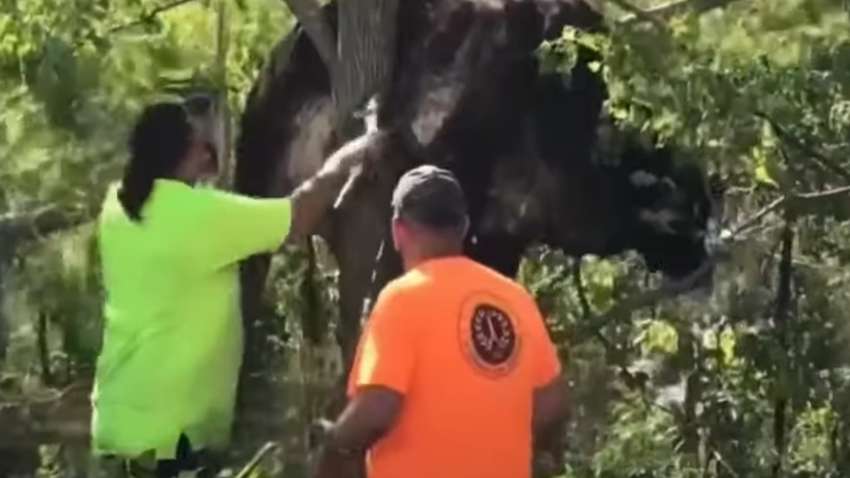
[638,320,679,355]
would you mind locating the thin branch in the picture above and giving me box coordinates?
[731,196,785,236]
[572,258,592,320]
[756,112,850,183]
[648,0,742,19]
[236,442,280,478]
[619,0,744,24]
[795,184,850,200]
[609,0,667,29]
[282,0,338,73]
[730,186,850,236]
[107,0,198,34]
[0,206,86,247]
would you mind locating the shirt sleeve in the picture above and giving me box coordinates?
[190,188,292,269]
[527,297,562,387]
[346,287,417,397]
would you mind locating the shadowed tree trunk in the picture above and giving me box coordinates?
[0,262,9,361]
[771,218,795,478]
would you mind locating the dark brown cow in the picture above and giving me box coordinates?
[235,0,722,373]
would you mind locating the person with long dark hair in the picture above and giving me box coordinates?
[91,98,369,477]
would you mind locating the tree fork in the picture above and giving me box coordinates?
[282,0,400,131]
[334,0,399,130]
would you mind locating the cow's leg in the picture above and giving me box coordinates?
[330,205,400,376]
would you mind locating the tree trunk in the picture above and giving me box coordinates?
[37,312,54,387]
[771,218,795,478]
[283,0,400,131]
[681,333,703,464]
[333,0,399,133]
[0,262,8,361]
[213,0,233,190]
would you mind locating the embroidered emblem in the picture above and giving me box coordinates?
[459,297,520,377]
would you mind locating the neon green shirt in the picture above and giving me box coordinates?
[91,179,291,459]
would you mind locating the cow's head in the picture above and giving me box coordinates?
[604,132,725,284]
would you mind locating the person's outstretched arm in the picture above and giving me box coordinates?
[287,133,380,243]
[190,133,381,269]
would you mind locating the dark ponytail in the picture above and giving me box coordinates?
[118,102,193,222]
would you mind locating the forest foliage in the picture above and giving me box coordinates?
[1,0,849,477]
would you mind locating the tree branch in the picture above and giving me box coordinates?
[0,206,86,247]
[756,112,850,184]
[107,0,199,34]
[649,0,743,19]
[731,197,785,237]
[609,0,667,29]
[572,259,592,320]
[236,442,280,478]
[619,0,745,24]
[282,0,338,73]
[731,186,850,237]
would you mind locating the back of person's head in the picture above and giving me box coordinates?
[119,102,193,222]
[391,165,470,259]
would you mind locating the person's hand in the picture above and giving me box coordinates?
[319,132,381,182]
[287,133,384,241]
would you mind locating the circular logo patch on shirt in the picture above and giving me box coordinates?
[459,294,520,378]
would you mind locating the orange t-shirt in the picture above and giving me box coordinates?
[347,256,563,478]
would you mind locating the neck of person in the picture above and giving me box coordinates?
[402,244,464,271]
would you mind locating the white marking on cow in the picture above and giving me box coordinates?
[364,96,379,133]
[411,80,463,145]
[629,170,659,187]
[329,132,383,209]
[284,98,336,185]
[639,208,681,235]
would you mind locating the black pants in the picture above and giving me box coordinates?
[99,434,218,478]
